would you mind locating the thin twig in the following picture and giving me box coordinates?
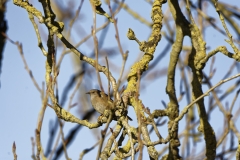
[31,137,36,160]
[91,3,104,92]
[175,73,240,123]
[28,12,47,56]
[36,92,49,160]
[105,57,111,100]
[58,119,71,160]
[3,34,42,93]
[67,0,84,38]
[96,113,113,160]
[229,89,240,113]
[12,142,17,160]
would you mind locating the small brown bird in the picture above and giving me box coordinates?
[86,89,132,120]
[86,89,114,115]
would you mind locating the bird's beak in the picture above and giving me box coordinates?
[86,92,90,94]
